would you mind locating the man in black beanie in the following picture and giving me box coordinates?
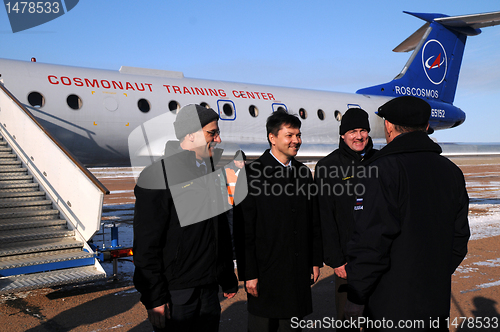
[314,107,377,330]
[133,104,238,332]
[345,96,469,330]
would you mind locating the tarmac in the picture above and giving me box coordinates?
[0,156,499,331]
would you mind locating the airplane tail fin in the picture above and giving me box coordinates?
[357,11,500,105]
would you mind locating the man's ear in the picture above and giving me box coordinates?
[186,132,195,142]
[384,120,393,134]
[268,133,276,146]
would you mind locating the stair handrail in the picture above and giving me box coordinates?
[0,81,109,241]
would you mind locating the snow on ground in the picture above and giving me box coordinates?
[468,204,500,240]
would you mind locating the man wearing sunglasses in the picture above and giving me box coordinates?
[133,104,238,332]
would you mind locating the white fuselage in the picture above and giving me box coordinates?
[0,58,389,166]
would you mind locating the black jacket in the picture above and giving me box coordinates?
[315,137,377,269]
[133,141,238,309]
[346,131,470,327]
[233,150,323,318]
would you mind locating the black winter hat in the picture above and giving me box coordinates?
[376,96,430,127]
[174,104,219,139]
[340,108,370,135]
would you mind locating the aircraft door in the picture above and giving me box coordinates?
[272,103,287,112]
[103,96,118,112]
[217,100,236,121]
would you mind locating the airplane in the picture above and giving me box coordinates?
[1,10,500,168]
[1,10,499,293]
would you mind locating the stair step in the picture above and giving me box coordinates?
[0,166,27,173]
[0,199,52,209]
[0,153,17,159]
[0,266,106,294]
[0,237,83,257]
[0,191,45,199]
[0,183,39,190]
[0,249,95,276]
[0,227,73,244]
[0,174,32,181]
[0,160,21,166]
[0,213,62,223]
[0,248,90,268]
[0,146,11,153]
[0,218,66,231]
[0,207,58,220]
[0,180,34,185]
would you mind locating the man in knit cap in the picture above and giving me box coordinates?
[314,107,377,330]
[133,104,238,332]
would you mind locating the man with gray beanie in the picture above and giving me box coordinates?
[345,96,469,330]
[133,104,238,332]
[314,107,377,330]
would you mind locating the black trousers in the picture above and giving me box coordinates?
[153,283,221,332]
[248,313,302,332]
[336,276,363,332]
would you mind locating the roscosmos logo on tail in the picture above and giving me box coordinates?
[422,39,447,85]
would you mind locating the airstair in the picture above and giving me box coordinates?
[0,82,109,294]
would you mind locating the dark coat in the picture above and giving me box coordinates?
[346,131,470,328]
[233,150,323,318]
[315,137,377,269]
[133,141,238,310]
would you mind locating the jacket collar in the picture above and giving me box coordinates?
[259,149,298,168]
[369,131,442,164]
[164,140,224,171]
[338,136,375,162]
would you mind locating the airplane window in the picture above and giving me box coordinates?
[138,99,151,113]
[217,100,236,121]
[27,92,45,108]
[334,110,342,122]
[299,108,307,119]
[200,102,211,109]
[249,105,259,117]
[168,100,179,113]
[223,103,233,117]
[317,109,325,120]
[67,94,82,110]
